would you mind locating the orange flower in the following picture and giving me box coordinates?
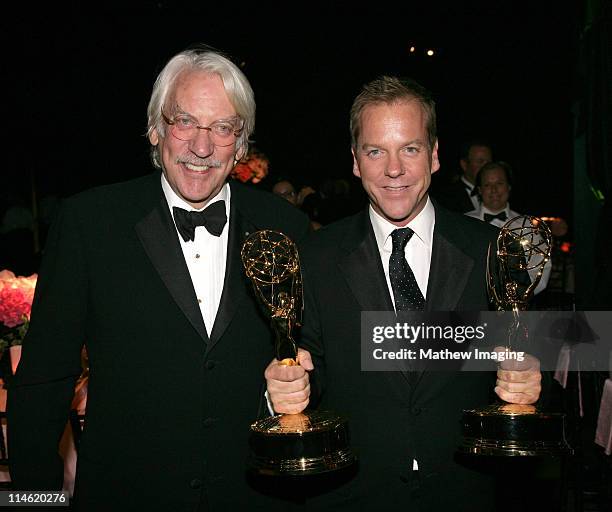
[232,162,255,183]
[231,150,270,184]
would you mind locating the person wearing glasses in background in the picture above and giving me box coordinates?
[8,46,308,512]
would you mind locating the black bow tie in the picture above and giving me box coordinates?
[172,201,227,242]
[484,211,507,223]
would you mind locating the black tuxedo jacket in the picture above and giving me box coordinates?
[296,202,500,511]
[431,178,477,214]
[7,171,309,511]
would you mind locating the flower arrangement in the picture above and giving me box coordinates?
[231,148,269,184]
[0,270,37,353]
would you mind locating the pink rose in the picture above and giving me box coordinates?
[0,271,37,328]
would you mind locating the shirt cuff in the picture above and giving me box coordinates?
[264,390,276,416]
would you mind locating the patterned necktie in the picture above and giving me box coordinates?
[483,211,507,224]
[389,228,425,311]
[172,201,227,242]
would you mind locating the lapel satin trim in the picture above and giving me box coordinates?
[413,206,476,393]
[338,211,394,312]
[425,227,474,312]
[135,194,209,343]
[207,201,252,351]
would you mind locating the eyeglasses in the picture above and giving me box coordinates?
[161,110,244,146]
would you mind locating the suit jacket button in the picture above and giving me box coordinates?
[203,417,216,428]
[189,478,202,489]
[411,407,422,416]
[205,360,216,370]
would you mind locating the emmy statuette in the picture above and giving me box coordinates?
[242,230,355,475]
[460,216,572,456]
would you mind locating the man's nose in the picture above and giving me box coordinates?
[188,129,214,158]
[385,153,405,178]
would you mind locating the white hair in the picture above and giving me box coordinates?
[146,48,255,169]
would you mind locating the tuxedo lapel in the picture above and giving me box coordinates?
[135,193,209,343]
[338,211,393,312]
[207,199,252,351]
[425,233,474,311]
[425,206,475,311]
[412,203,477,395]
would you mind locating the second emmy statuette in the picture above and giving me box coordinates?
[461,215,572,456]
[241,230,355,475]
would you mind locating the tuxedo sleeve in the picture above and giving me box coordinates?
[297,252,326,409]
[7,198,87,489]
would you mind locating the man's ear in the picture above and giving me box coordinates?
[352,148,361,178]
[149,128,159,146]
[459,158,468,173]
[431,140,440,174]
[235,144,247,164]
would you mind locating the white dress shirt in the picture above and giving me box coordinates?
[161,174,230,336]
[465,204,518,228]
[369,197,435,306]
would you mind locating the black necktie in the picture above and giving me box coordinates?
[172,201,227,242]
[389,228,425,311]
[484,211,507,224]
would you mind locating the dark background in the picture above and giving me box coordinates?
[5,5,612,508]
[7,1,574,221]
[4,5,612,508]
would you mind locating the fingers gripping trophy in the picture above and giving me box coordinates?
[461,216,572,456]
[241,230,355,475]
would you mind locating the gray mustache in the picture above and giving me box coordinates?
[177,158,222,168]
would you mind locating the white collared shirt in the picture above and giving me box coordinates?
[465,204,516,228]
[369,197,435,307]
[161,174,230,336]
